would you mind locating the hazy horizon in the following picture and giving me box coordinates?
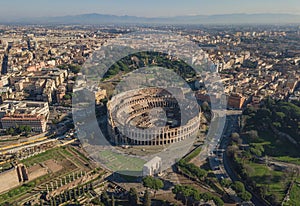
[1,0,300,21]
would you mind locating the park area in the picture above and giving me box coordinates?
[287,177,300,206]
[244,160,290,202]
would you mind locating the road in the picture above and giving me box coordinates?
[197,109,262,204]
[218,113,268,206]
[1,42,12,74]
[198,109,241,160]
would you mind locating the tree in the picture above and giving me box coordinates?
[240,191,252,201]
[212,196,224,206]
[68,64,81,74]
[227,145,239,157]
[247,130,259,140]
[231,132,240,141]
[249,144,264,157]
[172,184,224,206]
[182,187,193,205]
[128,188,138,206]
[231,181,252,202]
[257,185,267,198]
[177,160,207,181]
[193,190,201,202]
[275,112,286,120]
[243,106,256,116]
[201,101,210,112]
[19,125,26,132]
[3,202,10,206]
[231,132,242,144]
[220,179,231,188]
[232,181,245,193]
[268,193,279,205]
[272,122,282,128]
[143,176,164,197]
[63,94,71,100]
[172,185,182,200]
[24,125,31,133]
[242,60,258,69]
[143,190,151,206]
[6,127,15,135]
[255,108,271,123]
[19,125,32,136]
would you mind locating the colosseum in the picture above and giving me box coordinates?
[107,87,201,146]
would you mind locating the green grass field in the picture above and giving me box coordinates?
[20,147,65,167]
[287,178,300,206]
[245,161,290,201]
[98,150,146,175]
[274,156,300,165]
[0,173,50,204]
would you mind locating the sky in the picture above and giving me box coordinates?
[1,0,300,20]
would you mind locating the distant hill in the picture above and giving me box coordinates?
[5,13,300,25]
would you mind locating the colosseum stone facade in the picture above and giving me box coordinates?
[107,87,201,146]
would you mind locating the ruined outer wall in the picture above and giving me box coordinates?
[108,88,201,146]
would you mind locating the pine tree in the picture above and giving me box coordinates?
[143,190,151,206]
[128,188,138,206]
